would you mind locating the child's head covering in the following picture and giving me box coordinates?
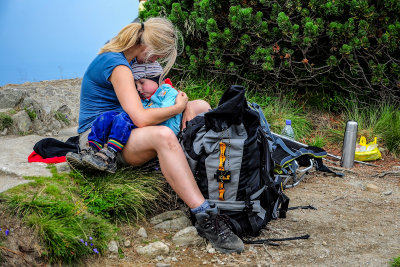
[132,61,163,85]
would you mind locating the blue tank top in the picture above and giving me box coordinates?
[78,52,132,133]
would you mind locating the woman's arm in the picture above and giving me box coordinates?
[110,65,188,127]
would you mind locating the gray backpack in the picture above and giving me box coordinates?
[180,85,289,237]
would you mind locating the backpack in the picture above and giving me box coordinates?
[180,85,290,237]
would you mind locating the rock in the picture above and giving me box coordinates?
[150,210,186,225]
[207,247,216,254]
[383,191,392,196]
[171,257,178,262]
[0,88,26,109]
[0,79,81,136]
[107,240,119,254]
[124,240,131,247]
[206,243,216,253]
[137,227,148,238]
[156,263,171,267]
[11,111,32,134]
[156,255,164,261]
[135,241,169,257]
[154,216,192,231]
[172,226,203,246]
[392,166,400,171]
[55,162,70,173]
[366,184,380,192]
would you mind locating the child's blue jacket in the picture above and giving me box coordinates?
[141,84,182,135]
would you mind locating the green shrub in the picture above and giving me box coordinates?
[141,0,400,103]
[0,113,12,131]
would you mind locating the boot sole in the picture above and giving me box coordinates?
[66,154,85,170]
[82,158,108,172]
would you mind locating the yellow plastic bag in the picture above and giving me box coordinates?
[354,136,382,161]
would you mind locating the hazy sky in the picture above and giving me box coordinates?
[0,0,139,86]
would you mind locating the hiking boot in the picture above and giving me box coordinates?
[66,147,94,170]
[82,147,117,173]
[195,206,244,254]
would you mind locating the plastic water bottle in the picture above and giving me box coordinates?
[281,120,295,140]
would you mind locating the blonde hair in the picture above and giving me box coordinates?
[99,17,180,79]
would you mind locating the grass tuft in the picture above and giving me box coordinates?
[72,168,169,224]
[391,256,400,267]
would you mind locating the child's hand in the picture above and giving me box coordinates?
[175,91,188,112]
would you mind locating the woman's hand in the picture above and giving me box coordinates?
[175,91,188,113]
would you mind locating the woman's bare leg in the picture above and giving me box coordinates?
[122,126,205,208]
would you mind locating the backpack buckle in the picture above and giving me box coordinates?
[214,170,231,182]
[243,201,254,213]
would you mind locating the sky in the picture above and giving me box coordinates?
[0,0,139,86]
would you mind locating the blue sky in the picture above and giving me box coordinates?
[0,0,139,86]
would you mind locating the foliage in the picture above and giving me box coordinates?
[141,0,400,103]
[375,106,400,156]
[24,107,37,121]
[175,75,313,139]
[0,113,12,131]
[391,255,400,267]
[71,168,169,224]
[340,100,400,156]
[1,165,168,263]
[308,133,327,148]
[55,112,70,126]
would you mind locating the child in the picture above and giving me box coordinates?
[66,61,182,173]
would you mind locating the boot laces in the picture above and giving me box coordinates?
[211,214,233,240]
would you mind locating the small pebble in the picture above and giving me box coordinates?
[124,240,131,247]
[156,263,170,267]
[137,227,148,238]
[208,248,216,253]
[383,191,392,196]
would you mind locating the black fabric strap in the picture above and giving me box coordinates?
[245,187,259,236]
[243,234,310,245]
[287,205,317,211]
[315,158,344,177]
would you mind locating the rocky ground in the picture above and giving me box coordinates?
[83,158,400,267]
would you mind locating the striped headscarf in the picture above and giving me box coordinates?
[131,61,163,84]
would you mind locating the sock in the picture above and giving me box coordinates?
[190,200,211,214]
[88,140,102,152]
[107,139,124,153]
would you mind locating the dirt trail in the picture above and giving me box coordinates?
[1,160,399,267]
[90,161,400,267]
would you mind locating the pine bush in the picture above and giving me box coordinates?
[140,0,400,103]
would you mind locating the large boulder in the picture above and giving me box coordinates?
[0,79,81,135]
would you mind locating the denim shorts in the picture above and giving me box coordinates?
[79,128,128,166]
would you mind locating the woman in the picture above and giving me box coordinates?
[73,18,243,254]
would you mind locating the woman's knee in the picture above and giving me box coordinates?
[153,126,182,150]
[188,100,211,114]
[155,126,176,141]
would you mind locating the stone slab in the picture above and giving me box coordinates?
[0,127,78,193]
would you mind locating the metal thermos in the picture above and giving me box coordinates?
[341,121,358,168]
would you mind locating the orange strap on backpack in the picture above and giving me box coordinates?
[218,142,227,200]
